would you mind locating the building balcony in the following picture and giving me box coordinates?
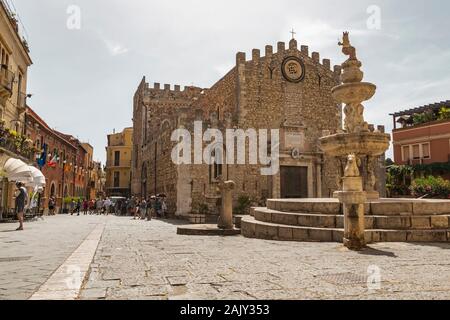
[106,161,132,168]
[393,118,450,132]
[0,65,15,104]
[0,122,36,160]
[17,92,27,114]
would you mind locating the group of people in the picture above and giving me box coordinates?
[65,196,168,219]
[126,196,167,221]
[11,180,169,231]
[68,198,116,216]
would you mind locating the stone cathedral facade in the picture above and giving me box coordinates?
[131,38,386,222]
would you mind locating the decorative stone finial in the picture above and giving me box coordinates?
[338,32,364,84]
[338,32,357,61]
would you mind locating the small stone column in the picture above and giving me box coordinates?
[337,154,367,250]
[218,179,235,230]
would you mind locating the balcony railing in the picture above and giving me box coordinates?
[0,123,35,160]
[106,160,132,168]
[0,65,14,101]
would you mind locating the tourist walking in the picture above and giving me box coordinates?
[120,199,127,216]
[134,198,141,220]
[96,198,103,215]
[89,199,95,214]
[70,199,76,215]
[15,182,27,231]
[139,198,147,220]
[75,199,81,216]
[104,198,112,215]
[83,199,89,215]
[146,197,152,221]
[48,196,56,216]
[161,198,167,218]
[154,197,162,218]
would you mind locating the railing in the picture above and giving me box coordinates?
[0,125,35,160]
[106,160,132,168]
[0,64,14,95]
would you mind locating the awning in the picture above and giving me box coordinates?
[27,166,46,187]
[3,158,46,187]
[4,158,33,183]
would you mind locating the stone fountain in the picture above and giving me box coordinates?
[319,32,391,250]
[241,35,449,244]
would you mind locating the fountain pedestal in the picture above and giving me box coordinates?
[336,176,367,250]
[319,32,391,250]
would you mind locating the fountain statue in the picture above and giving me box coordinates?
[320,32,391,250]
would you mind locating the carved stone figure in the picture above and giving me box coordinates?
[338,32,357,61]
[344,103,369,133]
[344,154,360,177]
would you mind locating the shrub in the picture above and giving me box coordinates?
[410,176,450,199]
[234,195,252,215]
[197,203,209,215]
[438,107,450,121]
[413,111,437,125]
[63,197,83,204]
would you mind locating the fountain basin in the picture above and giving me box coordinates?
[332,82,376,104]
[319,132,391,157]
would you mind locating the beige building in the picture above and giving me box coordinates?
[91,161,106,199]
[0,1,33,216]
[0,1,32,133]
[105,128,133,198]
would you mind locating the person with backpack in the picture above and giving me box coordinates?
[15,182,27,231]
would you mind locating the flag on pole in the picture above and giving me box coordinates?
[37,144,47,169]
[48,154,58,168]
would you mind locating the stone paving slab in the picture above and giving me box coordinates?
[30,223,105,300]
[0,215,107,300]
[2,215,450,300]
[79,217,450,300]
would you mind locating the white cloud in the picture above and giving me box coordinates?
[96,31,129,56]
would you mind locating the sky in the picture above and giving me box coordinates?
[10,0,450,163]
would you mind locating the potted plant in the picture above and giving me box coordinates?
[234,195,253,215]
[62,197,73,214]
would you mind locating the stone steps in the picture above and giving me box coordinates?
[253,208,450,230]
[267,199,450,216]
[241,216,450,243]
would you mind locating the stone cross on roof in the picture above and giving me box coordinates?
[290,28,296,40]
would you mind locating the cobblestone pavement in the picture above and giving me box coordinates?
[0,215,106,300]
[80,216,450,300]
